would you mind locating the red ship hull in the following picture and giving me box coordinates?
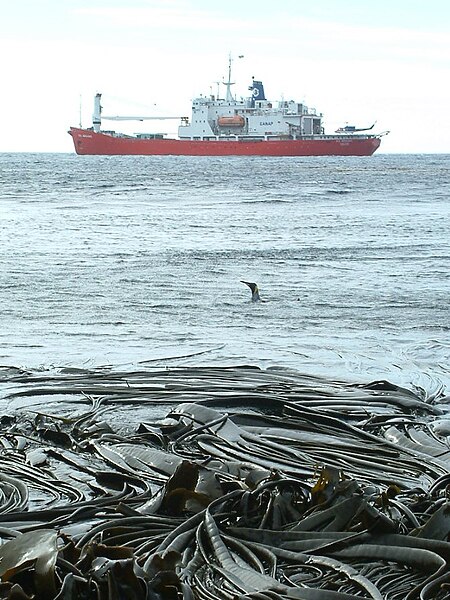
[69,127,381,157]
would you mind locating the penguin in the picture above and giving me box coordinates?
[241,280,263,303]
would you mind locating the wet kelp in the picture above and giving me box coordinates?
[0,364,450,599]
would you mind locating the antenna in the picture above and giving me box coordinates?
[79,94,82,128]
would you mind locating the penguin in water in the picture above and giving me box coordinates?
[241,280,264,303]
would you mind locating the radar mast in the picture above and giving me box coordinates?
[222,54,243,102]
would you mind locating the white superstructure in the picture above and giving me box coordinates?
[178,79,324,141]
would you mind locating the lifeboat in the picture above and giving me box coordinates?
[217,115,245,127]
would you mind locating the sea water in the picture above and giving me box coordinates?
[0,153,449,396]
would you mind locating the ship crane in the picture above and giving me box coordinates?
[92,93,185,132]
[104,116,183,121]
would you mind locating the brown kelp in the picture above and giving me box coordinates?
[0,364,449,599]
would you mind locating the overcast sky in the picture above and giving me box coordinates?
[1,0,449,153]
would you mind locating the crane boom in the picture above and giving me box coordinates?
[103,115,182,121]
[92,92,184,132]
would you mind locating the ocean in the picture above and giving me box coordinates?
[1,152,450,599]
[0,152,449,395]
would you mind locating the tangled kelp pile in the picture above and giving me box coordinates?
[0,364,450,599]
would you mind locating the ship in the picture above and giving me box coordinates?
[69,60,388,157]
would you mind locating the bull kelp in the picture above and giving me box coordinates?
[0,364,450,599]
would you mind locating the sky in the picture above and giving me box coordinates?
[1,0,449,153]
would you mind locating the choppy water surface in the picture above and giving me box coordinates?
[0,152,450,599]
[0,153,449,393]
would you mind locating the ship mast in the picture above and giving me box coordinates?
[223,55,235,102]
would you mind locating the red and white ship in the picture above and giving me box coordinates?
[69,61,388,156]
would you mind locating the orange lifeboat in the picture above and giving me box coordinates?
[217,115,245,127]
